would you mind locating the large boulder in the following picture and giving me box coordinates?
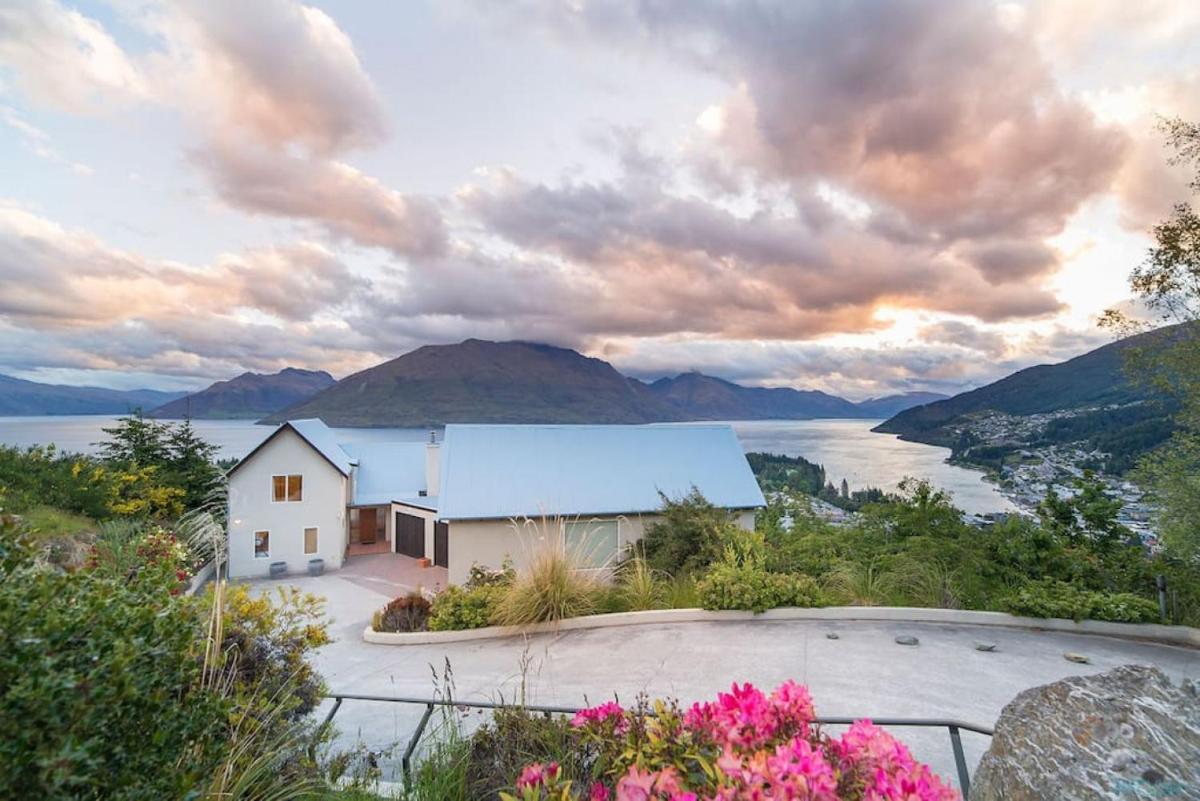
[971,665,1199,801]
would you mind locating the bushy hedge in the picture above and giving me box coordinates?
[429,584,507,631]
[0,515,229,797]
[1003,579,1160,623]
[698,563,823,613]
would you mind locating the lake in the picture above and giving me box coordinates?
[0,415,1015,515]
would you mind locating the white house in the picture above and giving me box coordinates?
[226,419,764,585]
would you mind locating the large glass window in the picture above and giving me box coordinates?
[254,530,270,558]
[272,475,303,502]
[563,519,620,569]
[304,527,318,555]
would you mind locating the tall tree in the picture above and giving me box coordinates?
[1105,117,1200,559]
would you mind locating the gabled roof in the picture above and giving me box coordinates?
[341,441,428,507]
[229,418,353,478]
[437,423,764,521]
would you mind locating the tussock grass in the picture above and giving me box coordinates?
[491,517,602,627]
[617,556,666,611]
[821,561,897,606]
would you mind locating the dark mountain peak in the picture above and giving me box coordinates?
[265,339,680,427]
[647,371,864,420]
[150,367,335,420]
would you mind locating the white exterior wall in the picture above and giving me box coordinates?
[444,509,756,586]
[227,428,348,578]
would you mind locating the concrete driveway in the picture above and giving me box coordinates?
[249,571,1200,790]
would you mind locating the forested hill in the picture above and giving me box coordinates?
[874,324,1187,449]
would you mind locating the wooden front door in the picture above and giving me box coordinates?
[396,513,425,558]
[434,521,449,568]
[358,507,377,545]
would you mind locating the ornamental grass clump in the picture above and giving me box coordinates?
[492,537,601,627]
[502,681,959,801]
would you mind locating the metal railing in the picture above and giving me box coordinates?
[318,692,994,796]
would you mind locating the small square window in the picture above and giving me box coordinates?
[254,530,270,558]
[304,527,318,555]
[272,475,303,502]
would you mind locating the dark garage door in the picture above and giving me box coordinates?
[434,522,448,568]
[395,512,425,558]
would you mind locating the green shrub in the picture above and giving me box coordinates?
[0,515,229,797]
[372,590,433,632]
[698,563,822,613]
[429,584,508,631]
[640,489,744,575]
[1003,579,1160,623]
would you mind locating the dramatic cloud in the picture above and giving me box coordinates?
[195,140,446,257]
[0,0,443,259]
[0,203,386,378]
[152,0,387,154]
[0,0,146,111]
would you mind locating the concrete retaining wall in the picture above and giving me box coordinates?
[362,606,1200,648]
[184,560,217,597]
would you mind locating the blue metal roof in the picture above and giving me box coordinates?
[341,441,429,507]
[437,424,764,521]
[286,419,353,476]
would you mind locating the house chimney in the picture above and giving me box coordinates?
[425,431,440,497]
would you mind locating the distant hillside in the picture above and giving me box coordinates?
[264,340,684,426]
[0,374,185,416]
[648,372,863,419]
[854,392,948,419]
[874,326,1184,447]
[150,368,334,419]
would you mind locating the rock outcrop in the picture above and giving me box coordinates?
[971,665,1199,801]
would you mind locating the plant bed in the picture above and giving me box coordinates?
[362,605,1200,647]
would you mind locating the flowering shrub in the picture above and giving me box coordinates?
[501,682,958,801]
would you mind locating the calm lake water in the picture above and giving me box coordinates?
[0,415,1015,514]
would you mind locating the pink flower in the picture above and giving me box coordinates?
[572,701,627,731]
[836,721,958,801]
[616,766,696,801]
[589,781,612,801]
[516,761,560,790]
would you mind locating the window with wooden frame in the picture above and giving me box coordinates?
[303,527,318,555]
[271,474,303,502]
[254,530,270,558]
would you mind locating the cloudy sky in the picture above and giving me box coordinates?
[1,0,1197,398]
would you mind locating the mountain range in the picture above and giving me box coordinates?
[149,368,334,420]
[261,340,946,426]
[0,374,186,417]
